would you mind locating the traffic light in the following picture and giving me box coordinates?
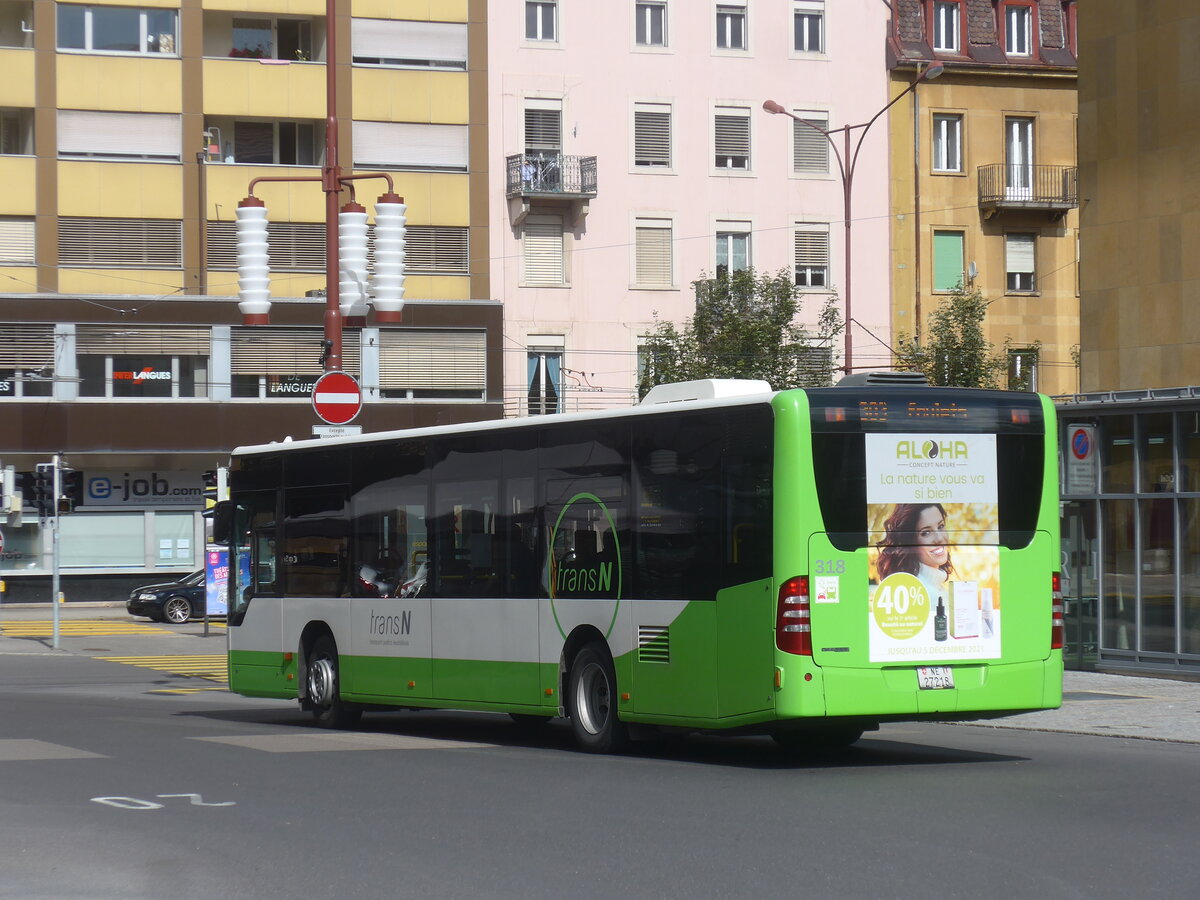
[203,470,219,511]
[33,465,54,518]
[58,469,82,515]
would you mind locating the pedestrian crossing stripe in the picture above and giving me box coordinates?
[0,620,179,637]
[99,655,228,684]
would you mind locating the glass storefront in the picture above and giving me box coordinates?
[1059,400,1200,673]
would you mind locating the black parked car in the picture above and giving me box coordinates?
[126,570,206,624]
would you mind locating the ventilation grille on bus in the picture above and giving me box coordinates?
[836,371,930,387]
[637,626,671,664]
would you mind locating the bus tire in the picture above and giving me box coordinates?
[568,643,629,754]
[306,635,362,729]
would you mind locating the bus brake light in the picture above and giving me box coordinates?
[1051,572,1064,650]
[776,576,812,656]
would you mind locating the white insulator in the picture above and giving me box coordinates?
[371,200,407,320]
[338,208,370,319]
[236,203,271,322]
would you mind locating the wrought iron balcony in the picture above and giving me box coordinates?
[506,154,598,198]
[978,164,1078,219]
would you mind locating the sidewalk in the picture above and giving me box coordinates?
[2,605,1198,743]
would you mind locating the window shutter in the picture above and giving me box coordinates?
[378,330,485,391]
[634,104,671,167]
[1006,233,1035,273]
[0,217,35,265]
[0,324,55,367]
[523,217,565,285]
[792,115,828,172]
[231,327,360,376]
[635,221,672,286]
[59,218,183,268]
[714,110,750,161]
[352,121,468,170]
[794,226,829,268]
[208,221,325,272]
[402,226,469,274]
[76,326,211,356]
[57,110,181,159]
[524,107,562,153]
[933,231,965,291]
[351,18,467,66]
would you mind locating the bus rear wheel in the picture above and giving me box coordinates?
[306,635,362,729]
[568,644,629,754]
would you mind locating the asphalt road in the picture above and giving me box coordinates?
[0,609,1196,899]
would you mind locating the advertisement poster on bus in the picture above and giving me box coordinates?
[865,434,1002,663]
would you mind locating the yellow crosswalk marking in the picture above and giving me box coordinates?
[99,654,229,684]
[0,620,179,637]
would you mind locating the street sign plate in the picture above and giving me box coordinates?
[311,371,363,425]
[312,425,363,439]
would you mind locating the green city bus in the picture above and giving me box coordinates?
[215,377,1063,753]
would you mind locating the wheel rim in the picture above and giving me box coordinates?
[308,655,336,707]
[575,661,610,735]
[164,598,189,624]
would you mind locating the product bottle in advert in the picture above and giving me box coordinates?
[934,598,948,642]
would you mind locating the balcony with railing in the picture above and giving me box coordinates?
[505,153,597,226]
[978,164,1078,219]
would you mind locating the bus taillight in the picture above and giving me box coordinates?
[776,576,812,656]
[1051,572,1064,650]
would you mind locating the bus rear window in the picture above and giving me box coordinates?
[807,389,1045,550]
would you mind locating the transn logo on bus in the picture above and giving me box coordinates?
[895,439,969,460]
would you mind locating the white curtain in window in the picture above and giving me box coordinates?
[57,110,181,159]
[352,121,469,170]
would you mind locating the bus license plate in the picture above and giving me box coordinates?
[917,666,954,690]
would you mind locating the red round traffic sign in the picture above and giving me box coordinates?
[312,371,363,425]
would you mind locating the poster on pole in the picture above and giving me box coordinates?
[865,434,1002,664]
[204,546,230,617]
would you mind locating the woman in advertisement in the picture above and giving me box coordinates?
[875,503,955,604]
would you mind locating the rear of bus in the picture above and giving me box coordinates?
[770,383,1063,729]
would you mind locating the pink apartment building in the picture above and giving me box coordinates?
[489,0,894,414]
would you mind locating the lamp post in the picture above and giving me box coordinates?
[764,62,943,374]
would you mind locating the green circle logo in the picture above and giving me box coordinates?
[872,572,931,640]
[547,492,623,640]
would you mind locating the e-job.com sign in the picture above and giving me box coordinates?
[86,472,205,507]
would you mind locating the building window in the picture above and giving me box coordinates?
[794,224,829,288]
[716,226,751,277]
[793,1,824,52]
[0,216,35,266]
[59,218,183,269]
[231,326,360,399]
[715,3,746,50]
[203,119,320,165]
[1005,3,1033,57]
[528,348,562,415]
[635,1,667,47]
[523,214,566,286]
[352,18,466,69]
[352,121,469,172]
[1005,116,1035,199]
[525,1,557,42]
[379,330,485,400]
[634,218,673,287]
[57,110,181,161]
[714,107,750,170]
[634,103,671,168]
[0,324,54,399]
[0,108,33,156]
[76,326,211,400]
[1005,232,1036,292]
[525,103,563,158]
[792,112,829,174]
[932,1,960,53]
[1007,347,1038,391]
[932,229,965,292]
[227,15,314,61]
[932,113,962,173]
[57,4,177,54]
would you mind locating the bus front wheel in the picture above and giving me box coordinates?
[305,635,362,729]
[568,644,629,754]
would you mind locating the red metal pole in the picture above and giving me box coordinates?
[323,0,343,372]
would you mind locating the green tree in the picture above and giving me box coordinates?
[894,283,1009,388]
[638,267,843,398]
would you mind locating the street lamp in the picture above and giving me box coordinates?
[764,62,943,374]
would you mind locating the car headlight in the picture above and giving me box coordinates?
[137,593,158,601]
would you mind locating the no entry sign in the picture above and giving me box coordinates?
[312,371,362,425]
